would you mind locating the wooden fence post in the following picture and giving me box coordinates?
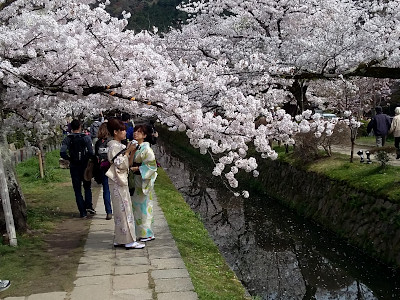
[37,150,44,179]
[0,153,17,247]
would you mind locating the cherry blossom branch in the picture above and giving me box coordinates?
[50,63,77,86]
[87,27,120,71]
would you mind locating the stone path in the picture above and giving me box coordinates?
[3,191,198,300]
[330,144,400,166]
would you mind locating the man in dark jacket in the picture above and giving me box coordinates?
[61,119,96,218]
[367,106,392,147]
[89,113,103,145]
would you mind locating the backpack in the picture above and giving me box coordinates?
[97,138,109,161]
[68,134,88,162]
[95,138,111,172]
[90,121,102,138]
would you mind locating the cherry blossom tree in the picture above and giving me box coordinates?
[0,0,179,233]
[1,0,400,234]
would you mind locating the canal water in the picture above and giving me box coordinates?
[155,142,400,300]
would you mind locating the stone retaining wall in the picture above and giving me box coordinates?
[257,159,400,267]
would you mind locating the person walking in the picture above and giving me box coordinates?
[389,107,400,159]
[95,123,112,220]
[90,113,104,145]
[121,112,134,144]
[106,118,145,249]
[60,119,96,218]
[0,280,11,292]
[131,124,158,242]
[367,106,391,147]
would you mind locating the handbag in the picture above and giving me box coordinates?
[83,159,95,181]
[99,159,111,172]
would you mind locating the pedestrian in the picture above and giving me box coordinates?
[389,107,400,159]
[367,106,391,147]
[90,113,103,145]
[95,123,112,220]
[147,119,158,145]
[106,118,145,249]
[0,280,11,292]
[131,124,158,242]
[121,112,134,144]
[60,119,96,218]
[61,113,72,135]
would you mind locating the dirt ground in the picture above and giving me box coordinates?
[1,187,100,298]
[41,216,92,292]
[39,188,100,293]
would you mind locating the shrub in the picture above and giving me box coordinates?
[293,122,350,162]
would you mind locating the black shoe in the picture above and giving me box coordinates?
[87,208,96,215]
[106,213,112,220]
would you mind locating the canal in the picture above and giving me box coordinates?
[155,141,400,299]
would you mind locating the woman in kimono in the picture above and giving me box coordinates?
[106,118,145,249]
[130,124,158,242]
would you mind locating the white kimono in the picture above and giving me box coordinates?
[106,140,137,244]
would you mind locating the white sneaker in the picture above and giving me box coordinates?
[0,280,11,292]
[125,242,145,249]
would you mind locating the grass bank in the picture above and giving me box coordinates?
[0,150,94,298]
[272,146,400,203]
[154,168,250,300]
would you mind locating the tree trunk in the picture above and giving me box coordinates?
[288,79,309,113]
[0,152,17,246]
[0,85,27,234]
[37,139,46,175]
[0,131,28,234]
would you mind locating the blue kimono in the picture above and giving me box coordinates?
[132,142,157,238]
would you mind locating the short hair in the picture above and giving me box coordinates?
[97,123,110,139]
[121,113,130,122]
[107,118,126,137]
[395,107,400,116]
[375,106,382,113]
[70,119,81,131]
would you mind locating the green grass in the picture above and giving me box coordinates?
[16,151,78,231]
[356,135,394,145]
[155,168,250,300]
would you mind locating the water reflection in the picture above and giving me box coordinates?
[155,143,400,299]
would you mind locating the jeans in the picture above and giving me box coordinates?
[102,171,112,214]
[375,135,386,147]
[70,163,93,217]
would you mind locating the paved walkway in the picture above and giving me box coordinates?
[4,191,198,300]
[330,144,400,166]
